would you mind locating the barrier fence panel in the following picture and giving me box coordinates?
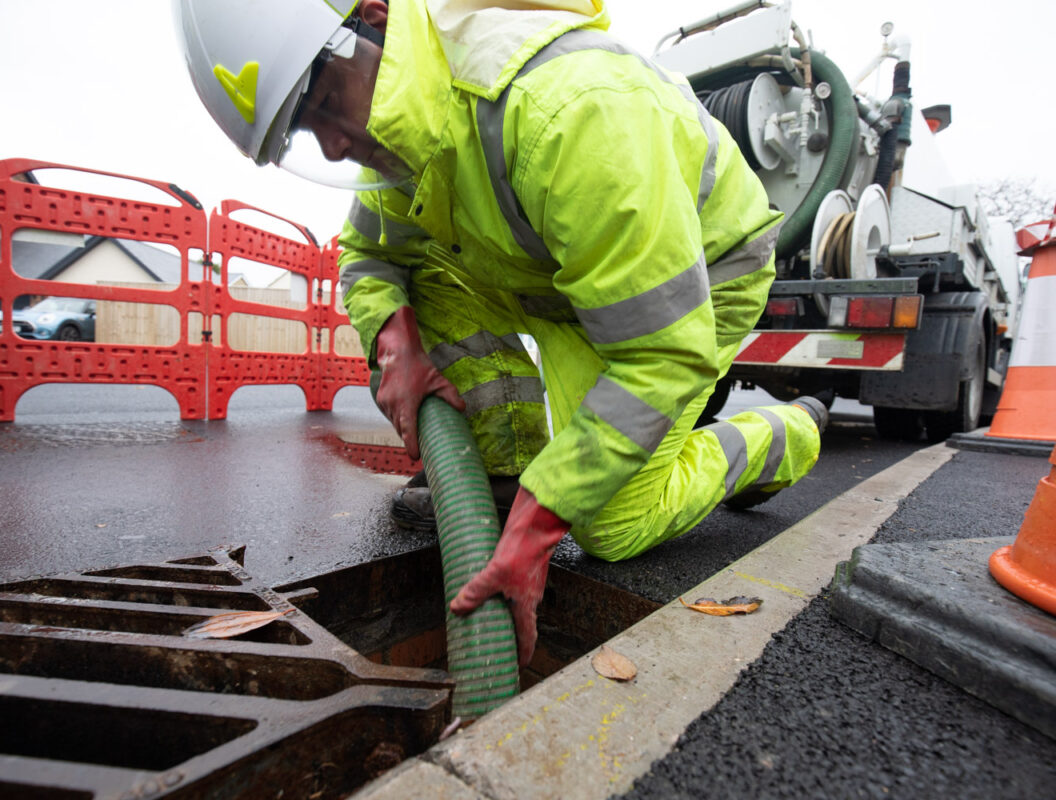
[0,158,210,420]
[0,159,371,422]
[208,200,323,420]
[319,237,371,409]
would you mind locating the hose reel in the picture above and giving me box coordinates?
[699,72,789,172]
[810,186,891,280]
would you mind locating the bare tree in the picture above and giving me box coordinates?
[977,177,1054,232]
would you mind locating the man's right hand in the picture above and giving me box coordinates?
[374,306,465,460]
[449,487,570,667]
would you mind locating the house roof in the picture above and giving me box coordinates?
[114,238,187,283]
[10,238,86,281]
[9,235,202,283]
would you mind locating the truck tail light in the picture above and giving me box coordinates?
[765,298,802,316]
[892,295,923,328]
[827,295,922,329]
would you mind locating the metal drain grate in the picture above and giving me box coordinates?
[0,545,453,799]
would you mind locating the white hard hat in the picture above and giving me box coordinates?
[172,0,400,189]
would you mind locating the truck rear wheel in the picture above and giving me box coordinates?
[873,406,924,441]
[923,336,986,442]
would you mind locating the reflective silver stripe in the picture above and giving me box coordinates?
[429,331,527,372]
[751,408,787,487]
[710,421,749,498]
[476,28,720,261]
[476,96,553,262]
[462,376,545,417]
[347,197,425,248]
[339,257,410,297]
[516,293,576,321]
[583,376,674,453]
[698,112,720,212]
[574,251,709,345]
[708,225,780,286]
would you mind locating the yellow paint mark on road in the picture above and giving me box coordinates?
[551,683,646,773]
[732,570,808,599]
[488,678,596,755]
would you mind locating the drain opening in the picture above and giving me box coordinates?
[2,578,273,611]
[0,781,91,800]
[0,599,310,643]
[275,545,661,690]
[0,635,352,699]
[0,695,257,770]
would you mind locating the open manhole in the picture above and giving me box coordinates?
[1,544,658,798]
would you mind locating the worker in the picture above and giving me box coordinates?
[173,0,825,668]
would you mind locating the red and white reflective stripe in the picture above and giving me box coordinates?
[1010,251,1056,368]
[733,331,906,370]
[1016,205,1056,252]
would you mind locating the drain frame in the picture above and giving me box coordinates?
[3,544,660,798]
[1,545,453,799]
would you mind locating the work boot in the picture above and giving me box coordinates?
[724,396,829,511]
[391,473,521,531]
[790,395,829,435]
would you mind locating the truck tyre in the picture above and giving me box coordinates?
[696,376,733,427]
[873,406,924,441]
[923,335,986,442]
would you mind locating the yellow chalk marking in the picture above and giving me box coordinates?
[732,570,808,599]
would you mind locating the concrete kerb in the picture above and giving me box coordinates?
[354,443,956,800]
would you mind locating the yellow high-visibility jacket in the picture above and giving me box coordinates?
[338,0,783,528]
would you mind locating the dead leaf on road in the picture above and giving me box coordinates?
[591,644,637,681]
[183,608,294,639]
[679,596,762,616]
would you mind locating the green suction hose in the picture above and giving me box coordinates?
[775,48,858,259]
[417,395,520,719]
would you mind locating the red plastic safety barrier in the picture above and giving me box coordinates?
[0,158,370,422]
[206,200,368,420]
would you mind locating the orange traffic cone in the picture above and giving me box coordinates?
[989,445,1056,615]
[986,212,1056,442]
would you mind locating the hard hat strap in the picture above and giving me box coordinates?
[347,15,385,49]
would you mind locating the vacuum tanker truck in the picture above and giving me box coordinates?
[653,0,1022,441]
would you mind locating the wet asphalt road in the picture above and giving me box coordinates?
[0,383,421,584]
[621,448,1056,800]
[1,382,917,597]
[3,382,1054,798]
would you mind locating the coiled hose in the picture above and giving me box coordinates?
[775,48,858,260]
[417,395,520,719]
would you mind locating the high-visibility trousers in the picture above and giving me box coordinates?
[404,246,821,562]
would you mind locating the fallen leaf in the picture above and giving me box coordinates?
[183,608,294,639]
[438,716,463,741]
[679,596,762,616]
[591,644,637,681]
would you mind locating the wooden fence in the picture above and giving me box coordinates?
[95,283,363,357]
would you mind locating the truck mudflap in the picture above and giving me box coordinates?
[860,291,990,411]
[733,330,907,370]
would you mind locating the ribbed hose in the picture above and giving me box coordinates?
[872,127,899,191]
[417,395,520,719]
[776,48,858,259]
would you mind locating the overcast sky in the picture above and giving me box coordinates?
[2,0,1053,251]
